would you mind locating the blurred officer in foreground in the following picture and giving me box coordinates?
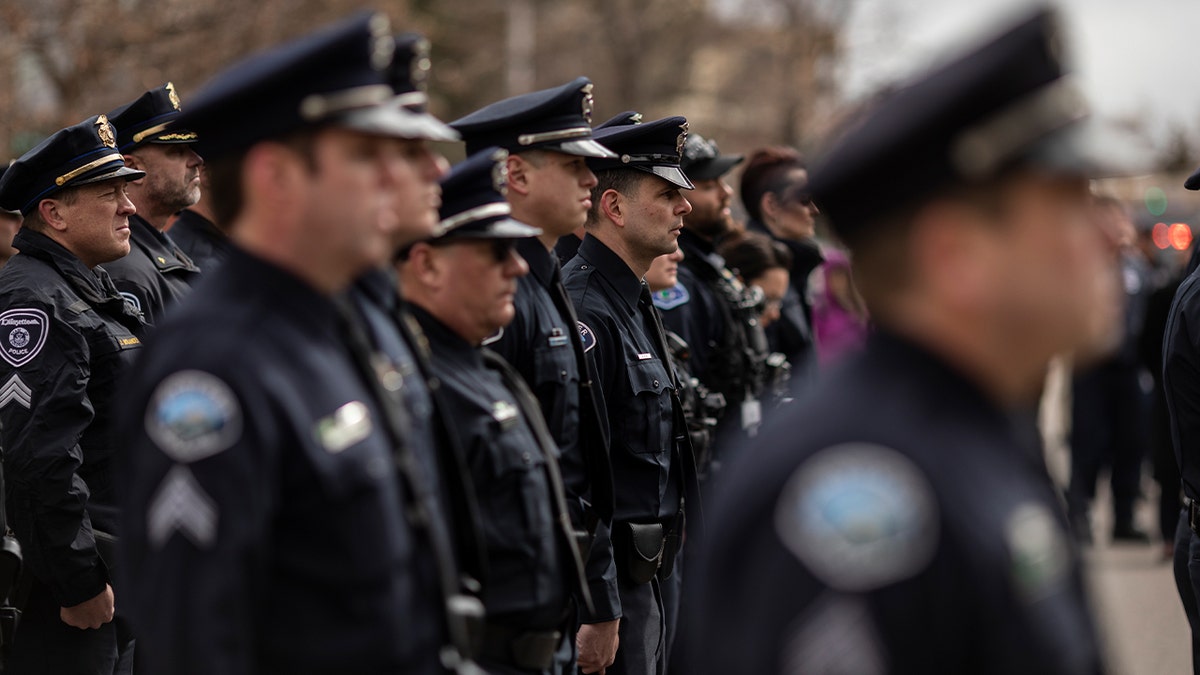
[688,8,1134,673]
[104,83,203,323]
[167,166,230,273]
[115,13,460,673]
[399,150,591,674]
[0,115,145,673]
[451,77,621,674]
[564,116,702,675]
[1164,168,1200,673]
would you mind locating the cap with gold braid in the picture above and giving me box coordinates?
[0,115,145,215]
[107,82,198,152]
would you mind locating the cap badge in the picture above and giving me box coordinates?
[367,13,395,71]
[491,148,510,197]
[581,83,595,125]
[166,82,181,110]
[412,38,432,92]
[96,115,117,149]
[676,121,689,157]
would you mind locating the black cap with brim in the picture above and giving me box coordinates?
[338,102,460,142]
[0,115,145,215]
[433,148,541,241]
[680,133,743,181]
[588,115,694,190]
[108,83,198,152]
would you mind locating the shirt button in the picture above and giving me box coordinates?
[580,265,589,270]
[560,370,568,381]
[522,452,533,465]
[653,379,660,388]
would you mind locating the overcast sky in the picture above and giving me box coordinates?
[836,0,1200,143]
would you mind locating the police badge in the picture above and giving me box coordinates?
[412,37,432,93]
[581,83,595,125]
[491,148,510,196]
[166,82,182,110]
[96,115,117,149]
[676,121,689,158]
[0,308,49,368]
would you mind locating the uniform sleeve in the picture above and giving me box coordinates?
[117,366,274,675]
[0,306,107,607]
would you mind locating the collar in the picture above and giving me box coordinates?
[174,209,226,240]
[14,229,125,306]
[517,237,557,288]
[578,234,643,314]
[352,266,399,312]
[408,303,485,368]
[678,228,725,271]
[223,246,342,339]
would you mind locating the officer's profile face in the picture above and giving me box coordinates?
[41,178,135,268]
[125,143,203,214]
[509,150,597,235]
[684,177,735,238]
[622,174,692,260]
[763,168,817,240]
[406,238,529,344]
[381,137,446,250]
[293,127,403,275]
[751,266,789,327]
[644,246,684,292]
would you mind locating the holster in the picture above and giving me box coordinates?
[614,521,665,585]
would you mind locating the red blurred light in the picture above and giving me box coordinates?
[1170,223,1193,251]
[1153,222,1170,249]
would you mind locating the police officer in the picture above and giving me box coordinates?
[104,83,203,323]
[115,13,460,673]
[167,168,231,273]
[686,8,1128,673]
[0,162,21,269]
[450,77,621,674]
[399,149,590,674]
[656,132,772,456]
[564,116,702,675]
[0,115,146,674]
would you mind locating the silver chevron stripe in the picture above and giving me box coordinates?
[148,464,218,549]
[0,374,31,409]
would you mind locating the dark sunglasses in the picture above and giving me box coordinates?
[485,238,519,264]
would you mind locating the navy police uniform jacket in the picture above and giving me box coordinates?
[490,238,619,620]
[168,208,233,274]
[116,248,446,675]
[103,214,200,324]
[563,235,684,524]
[1164,264,1200,503]
[686,331,1105,674]
[0,229,144,607]
[412,305,571,629]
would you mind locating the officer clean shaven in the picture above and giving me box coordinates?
[0,115,146,674]
[115,13,471,674]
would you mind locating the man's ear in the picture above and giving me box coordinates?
[911,200,994,312]
[599,189,624,229]
[506,154,534,198]
[38,198,69,233]
[760,191,781,223]
[243,142,305,210]
[121,154,147,184]
[406,242,446,288]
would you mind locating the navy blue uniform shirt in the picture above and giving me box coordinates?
[117,248,446,675]
[1164,264,1200,502]
[103,214,200,325]
[168,209,233,274]
[0,229,145,607]
[686,331,1105,674]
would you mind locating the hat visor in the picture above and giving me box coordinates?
[338,106,461,142]
[553,138,618,159]
[635,164,695,190]
[437,217,542,240]
[74,165,146,186]
[683,155,744,181]
[1022,119,1156,180]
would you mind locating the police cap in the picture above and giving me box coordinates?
[433,148,541,241]
[0,115,145,215]
[588,115,694,190]
[173,12,410,160]
[450,77,616,159]
[681,133,743,181]
[108,83,198,152]
[595,111,643,130]
[808,7,1144,242]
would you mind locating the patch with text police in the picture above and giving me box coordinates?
[577,321,596,353]
[775,443,939,592]
[146,370,243,463]
[0,308,48,368]
[652,284,690,311]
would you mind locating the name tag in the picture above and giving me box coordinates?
[636,353,653,360]
[492,400,520,429]
[315,401,373,454]
[548,329,569,348]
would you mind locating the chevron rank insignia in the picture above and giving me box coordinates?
[148,464,218,549]
[0,374,31,409]
[652,284,689,311]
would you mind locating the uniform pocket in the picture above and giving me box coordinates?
[619,359,673,455]
[532,344,577,442]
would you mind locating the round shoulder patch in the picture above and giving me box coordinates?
[652,284,690,311]
[145,370,243,463]
[578,321,597,353]
[775,443,939,592]
[0,308,49,368]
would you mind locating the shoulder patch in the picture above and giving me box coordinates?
[0,308,49,368]
[577,321,597,353]
[145,370,242,463]
[775,443,938,592]
[120,291,142,314]
[1006,502,1069,603]
[652,284,690,311]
